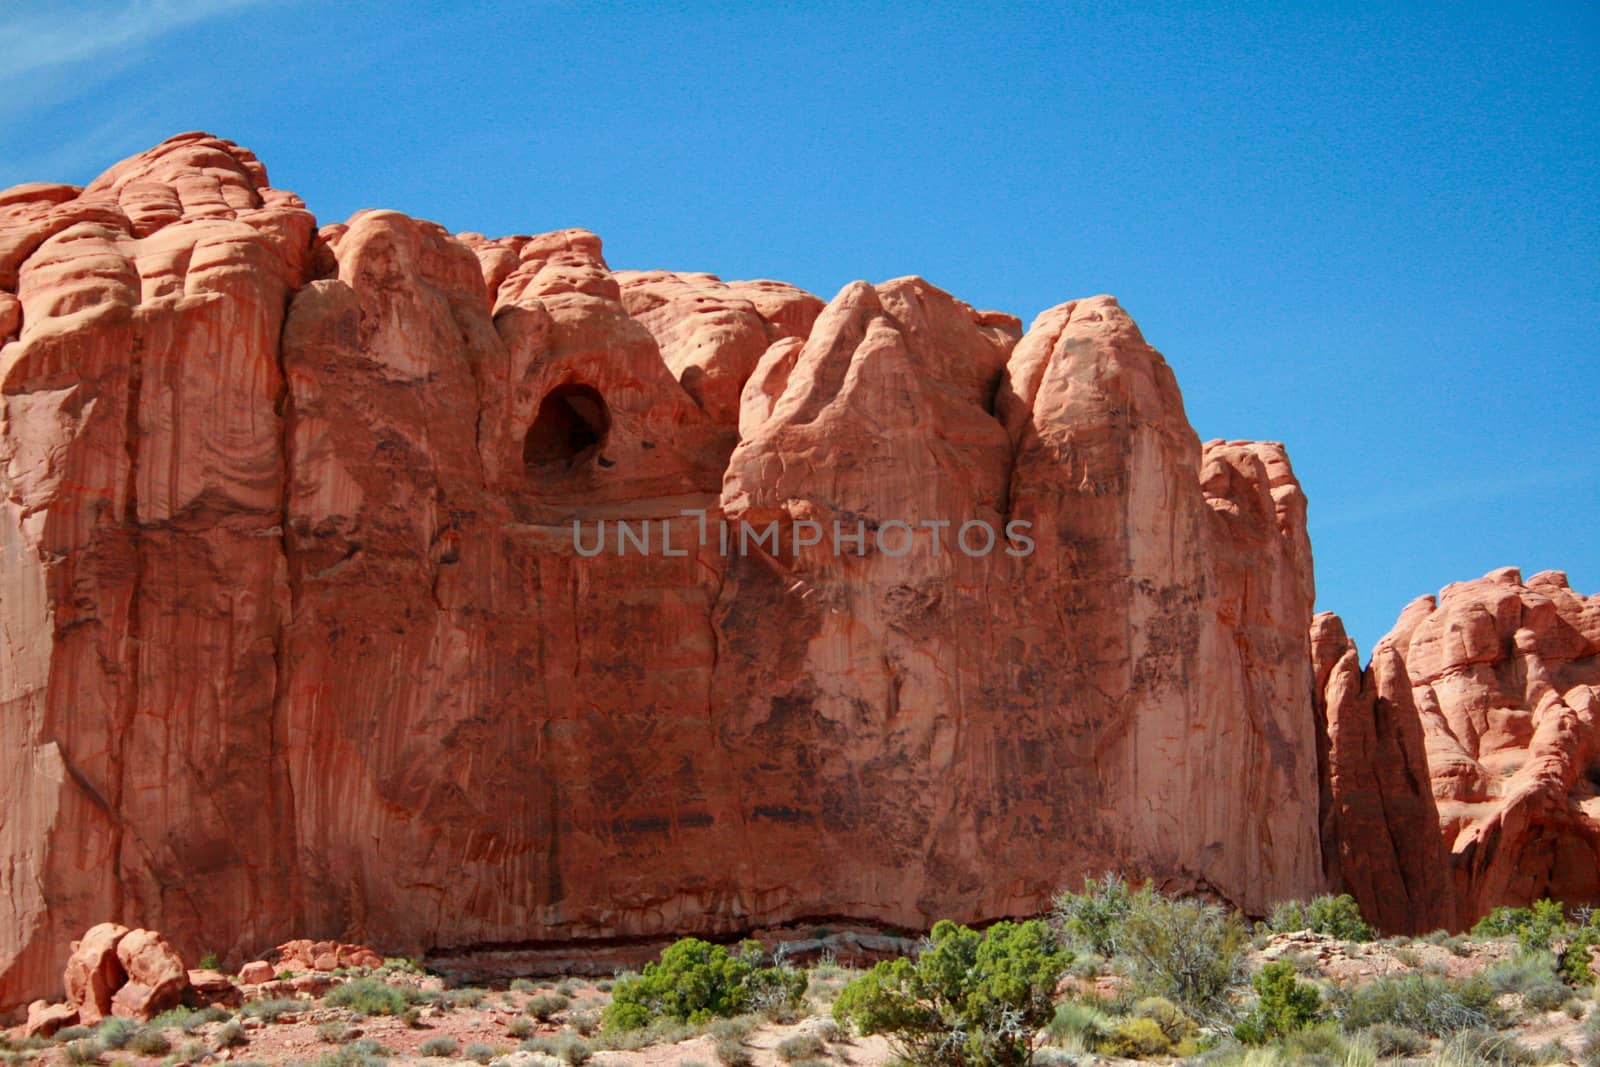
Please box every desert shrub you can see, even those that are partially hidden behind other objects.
[1287,1022,1357,1062]
[1053,872,1137,957]
[809,1017,843,1043]
[196,1003,233,1027]
[54,1026,93,1043]
[446,987,488,1009]
[314,1043,391,1067]
[527,992,570,1020]
[318,1020,356,1044]
[1522,981,1571,1013]
[506,1017,534,1039]
[199,953,221,970]
[1117,888,1247,1016]
[1235,961,1322,1043]
[832,918,1070,1066]
[1562,914,1600,986]
[463,1043,494,1064]
[92,1018,137,1050]
[326,977,418,1016]
[1436,1027,1561,1066]
[214,1020,248,1049]
[1359,1021,1429,1057]
[379,957,424,975]
[1186,1028,1351,1067]
[1032,1052,1077,1067]
[1483,951,1563,1003]
[1101,1017,1172,1058]
[510,977,536,993]
[1065,953,1105,979]
[590,1016,699,1051]
[243,995,304,1022]
[129,1027,172,1055]
[1281,950,1320,976]
[149,1005,223,1033]
[707,1016,755,1042]
[602,938,806,1032]
[1132,996,1198,1047]
[1336,973,1497,1036]
[61,1039,99,1066]
[776,1033,825,1061]
[1532,1040,1573,1065]
[1265,894,1375,942]
[418,1035,459,1057]
[1472,900,1570,952]
[746,969,808,1020]
[553,1033,592,1065]
[1044,1001,1112,1053]
[714,1035,752,1066]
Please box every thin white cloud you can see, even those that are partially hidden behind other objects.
[0,0,263,83]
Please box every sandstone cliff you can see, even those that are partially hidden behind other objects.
[2,133,1320,1009]
[1318,570,1600,929]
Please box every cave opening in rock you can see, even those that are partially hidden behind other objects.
[524,383,611,472]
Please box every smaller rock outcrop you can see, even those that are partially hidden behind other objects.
[61,925,190,1022]
[22,999,77,1039]
[110,929,189,1020]
[238,960,276,985]
[63,922,128,1025]
[183,968,241,1008]
[273,940,385,973]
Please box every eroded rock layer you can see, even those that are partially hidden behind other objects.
[1318,571,1600,931]
[0,134,1325,1008]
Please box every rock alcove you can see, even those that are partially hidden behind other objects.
[524,383,611,472]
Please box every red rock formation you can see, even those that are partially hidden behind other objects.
[237,960,275,985]
[1403,570,1600,921]
[1312,614,1454,934]
[0,133,1325,1010]
[111,929,189,1019]
[57,924,189,1022]
[183,968,241,1008]
[63,923,128,1025]
[1317,570,1600,930]
[1,133,314,1013]
[22,999,76,1039]
[274,940,383,973]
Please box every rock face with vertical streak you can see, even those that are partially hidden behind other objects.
[1,133,314,1012]
[3,132,1341,1012]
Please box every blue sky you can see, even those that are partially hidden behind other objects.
[3,1,1595,656]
